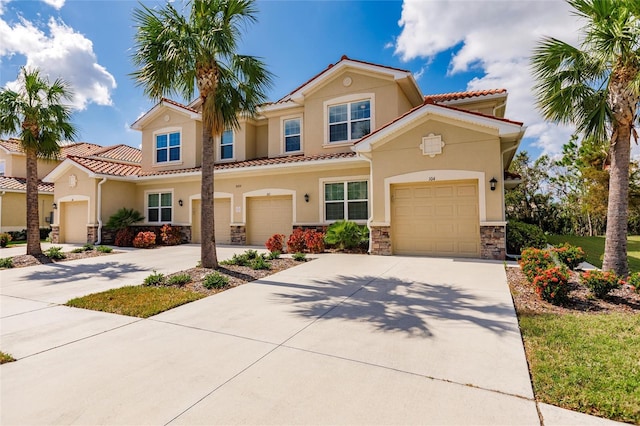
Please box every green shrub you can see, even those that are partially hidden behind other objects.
[506,220,547,255]
[581,270,621,298]
[532,266,571,305]
[82,243,95,251]
[0,257,13,268]
[324,220,368,250]
[627,272,640,293]
[71,248,84,253]
[245,249,259,259]
[203,272,229,289]
[250,255,271,270]
[45,246,66,260]
[553,243,586,270]
[292,252,307,262]
[0,232,12,248]
[519,248,556,283]
[133,231,156,248]
[96,245,112,253]
[167,273,191,286]
[106,208,144,230]
[267,251,281,260]
[143,271,165,286]
[221,250,260,267]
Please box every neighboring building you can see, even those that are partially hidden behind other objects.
[0,139,104,233]
[44,56,525,259]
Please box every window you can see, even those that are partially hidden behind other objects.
[220,129,233,160]
[284,118,301,152]
[328,99,370,143]
[147,192,172,223]
[155,131,180,163]
[0,160,4,176]
[324,181,368,221]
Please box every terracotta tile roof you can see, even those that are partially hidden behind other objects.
[437,103,523,126]
[59,142,103,158]
[161,97,200,114]
[0,176,54,192]
[90,144,142,163]
[68,156,141,177]
[0,138,22,153]
[424,89,507,104]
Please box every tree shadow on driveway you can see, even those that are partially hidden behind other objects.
[264,274,518,338]
[21,261,148,285]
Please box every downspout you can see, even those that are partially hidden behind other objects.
[493,101,506,117]
[356,151,374,254]
[96,177,107,244]
[502,140,521,259]
[0,191,4,232]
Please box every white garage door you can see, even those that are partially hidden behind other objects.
[62,201,87,244]
[191,198,231,244]
[391,180,480,257]
[246,195,293,246]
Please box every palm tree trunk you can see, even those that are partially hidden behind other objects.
[200,123,218,269]
[25,148,42,256]
[602,124,631,277]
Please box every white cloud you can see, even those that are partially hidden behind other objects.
[395,0,583,156]
[0,14,116,110]
[43,0,65,9]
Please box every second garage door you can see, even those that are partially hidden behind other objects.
[246,195,293,246]
[391,180,480,257]
[61,201,88,244]
[191,198,231,244]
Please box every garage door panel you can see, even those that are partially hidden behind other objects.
[247,196,292,246]
[391,180,480,257]
[191,199,231,244]
[62,201,87,244]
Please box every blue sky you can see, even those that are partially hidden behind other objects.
[0,0,583,158]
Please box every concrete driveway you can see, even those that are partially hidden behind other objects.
[0,246,621,425]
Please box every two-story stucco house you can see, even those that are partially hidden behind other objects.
[44,56,525,259]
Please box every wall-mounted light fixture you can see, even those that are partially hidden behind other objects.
[52,203,57,209]
[304,193,310,203]
[490,177,498,191]
[178,199,183,207]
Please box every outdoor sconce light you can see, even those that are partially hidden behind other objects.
[490,177,498,191]
[304,193,310,203]
[52,203,57,209]
[178,199,183,207]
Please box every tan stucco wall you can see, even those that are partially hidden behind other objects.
[0,151,15,176]
[140,109,200,173]
[135,179,201,226]
[0,151,60,179]
[53,168,97,224]
[368,116,504,223]
[266,107,304,158]
[255,123,268,158]
[101,180,138,225]
[0,192,54,231]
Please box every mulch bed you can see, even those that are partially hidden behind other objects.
[7,250,116,268]
[507,266,640,315]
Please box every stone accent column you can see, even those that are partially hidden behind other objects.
[480,225,506,260]
[180,226,191,244]
[230,225,246,245]
[51,225,60,243]
[87,225,99,244]
[370,225,392,256]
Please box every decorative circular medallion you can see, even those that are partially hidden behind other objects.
[343,77,352,87]
[163,114,170,122]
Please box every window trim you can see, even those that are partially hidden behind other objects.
[319,176,370,224]
[323,93,375,147]
[281,115,303,154]
[144,189,174,224]
[152,127,182,166]
[218,129,235,162]
[0,159,5,176]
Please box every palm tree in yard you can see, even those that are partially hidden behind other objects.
[0,68,76,256]
[532,0,639,276]
[131,0,272,269]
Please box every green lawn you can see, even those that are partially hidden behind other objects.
[66,286,204,318]
[519,313,640,424]
[547,234,640,273]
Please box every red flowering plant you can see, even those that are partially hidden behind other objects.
[304,229,325,254]
[160,224,182,246]
[287,228,306,253]
[532,266,571,305]
[114,228,135,247]
[553,243,586,270]
[265,234,286,253]
[133,231,156,248]
[627,272,640,294]
[580,270,622,299]
[519,248,556,283]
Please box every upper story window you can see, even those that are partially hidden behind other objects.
[328,99,371,143]
[155,131,180,163]
[147,192,172,223]
[284,118,301,153]
[220,129,233,160]
[0,160,4,176]
[324,180,368,222]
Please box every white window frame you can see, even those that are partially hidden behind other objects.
[319,176,370,224]
[281,115,303,154]
[323,93,375,147]
[0,159,5,176]
[153,127,182,165]
[145,189,173,224]
[219,129,234,161]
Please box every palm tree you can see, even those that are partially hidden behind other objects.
[532,0,639,276]
[131,0,272,269]
[0,68,76,256]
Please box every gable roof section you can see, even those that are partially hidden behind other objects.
[67,156,141,177]
[0,138,22,154]
[130,98,202,130]
[89,144,142,163]
[0,176,54,193]
[424,89,507,104]
[0,139,104,160]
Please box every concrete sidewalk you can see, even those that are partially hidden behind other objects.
[0,248,625,425]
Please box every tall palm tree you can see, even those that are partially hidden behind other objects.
[532,0,640,276]
[131,0,272,269]
[0,68,76,256]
